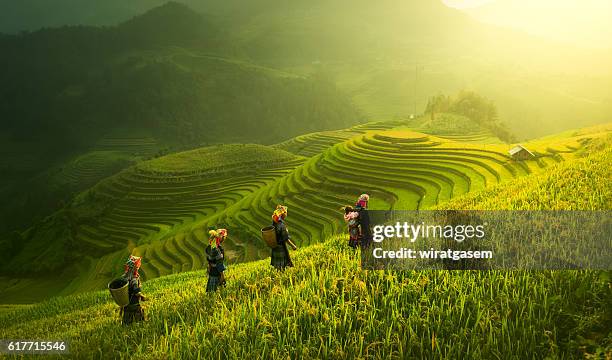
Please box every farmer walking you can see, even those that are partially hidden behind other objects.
[342,205,361,249]
[121,255,146,325]
[355,194,373,249]
[206,228,228,292]
[270,205,297,270]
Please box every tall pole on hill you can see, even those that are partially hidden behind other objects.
[414,64,418,116]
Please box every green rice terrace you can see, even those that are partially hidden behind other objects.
[0,146,610,358]
[1,118,610,303]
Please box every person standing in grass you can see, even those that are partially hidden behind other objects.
[206,228,228,292]
[342,205,361,249]
[270,205,297,270]
[355,194,373,249]
[122,255,146,325]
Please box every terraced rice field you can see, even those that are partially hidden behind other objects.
[274,120,408,157]
[55,151,135,188]
[70,122,603,287]
[196,130,575,267]
[77,163,302,252]
[432,130,501,144]
[64,145,304,281]
[95,136,159,155]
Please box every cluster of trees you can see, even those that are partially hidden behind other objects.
[425,91,515,142]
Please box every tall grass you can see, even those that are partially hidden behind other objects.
[1,133,610,359]
[0,234,609,359]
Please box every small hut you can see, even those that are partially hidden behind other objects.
[508,145,535,160]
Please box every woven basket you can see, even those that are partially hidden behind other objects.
[108,278,129,307]
[261,226,278,248]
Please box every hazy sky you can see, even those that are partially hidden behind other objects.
[443,0,612,49]
[443,0,496,9]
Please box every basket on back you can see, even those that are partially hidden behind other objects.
[261,226,278,248]
[108,278,129,307]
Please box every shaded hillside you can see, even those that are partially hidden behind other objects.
[2,1,611,139]
[0,145,304,275]
[0,2,362,239]
[0,2,360,148]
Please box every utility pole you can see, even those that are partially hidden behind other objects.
[414,64,418,116]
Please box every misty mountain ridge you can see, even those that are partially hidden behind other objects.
[0,2,363,239]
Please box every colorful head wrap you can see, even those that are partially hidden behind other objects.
[272,205,288,223]
[344,211,359,222]
[124,255,141,279]
[208,228,228,248]
[355,194,370,208]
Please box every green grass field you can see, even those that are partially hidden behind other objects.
[1,241,608,359]
[0,145,610,358]
[2,121,610,304]
[0,120,610,358]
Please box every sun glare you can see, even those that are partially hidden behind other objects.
[442,0,497,9]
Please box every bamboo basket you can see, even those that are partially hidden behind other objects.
[108,278,129,307]
[261,226,278,248]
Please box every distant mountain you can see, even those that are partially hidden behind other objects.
[239,1,611,139]
[1,0,611,243]
[0,1,361,145]
[2,1,611,139]
[0,0,167,33]
[0,2,363,239]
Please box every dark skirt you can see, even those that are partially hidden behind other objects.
[348,236,359,249]
[122,304,145,325]
[207,274,226,292]
[359,234,372,250]
[271,243,293,270]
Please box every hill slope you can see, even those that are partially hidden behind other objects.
[1,238,609,358]
[437,147,611,210]
[0,146,610,357]
[4,121,608,304]
[0,2,363,243]
[2,0,611,139]
[2,145,304,272]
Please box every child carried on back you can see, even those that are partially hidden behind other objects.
[343,205,361,248]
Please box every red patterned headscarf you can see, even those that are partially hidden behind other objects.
[208,228,228,248]
[124,255,141,279]
[272,205,288,223]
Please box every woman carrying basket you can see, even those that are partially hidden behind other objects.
[206,228,228,292]
[122,255,146,325]
[270,205,297,270]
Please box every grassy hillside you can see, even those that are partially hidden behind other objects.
[0,2,362,148]
[1,238,609,359]
[117,123,609,288]
[0,2,363,243]
[1,142,610,357]
[3,121,608,303]
[3,144,303,270]
[435,139,612,211]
